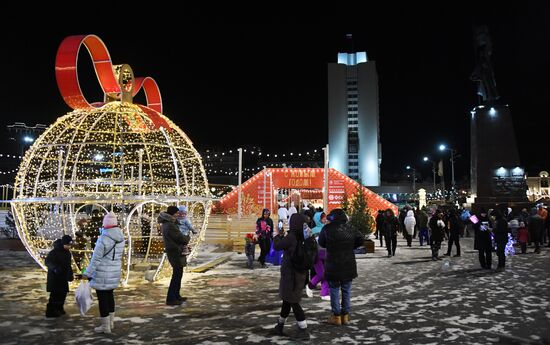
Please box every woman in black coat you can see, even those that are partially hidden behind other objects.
[45,236,74,318]
[272,213,309,340]
[319,208,363,326]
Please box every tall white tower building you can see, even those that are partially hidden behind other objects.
[328,51,381,186]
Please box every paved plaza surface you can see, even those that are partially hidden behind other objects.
[0,237,549,345]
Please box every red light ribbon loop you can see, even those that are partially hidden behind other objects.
[55,35,167,127]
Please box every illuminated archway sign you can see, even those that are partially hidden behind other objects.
[218,168,397,215]
[11,34,211,283]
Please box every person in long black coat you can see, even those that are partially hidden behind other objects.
[473,209,492,269]
[45,235,74,318]
[319,209,363,326]
[429,210,446,260]
[159,206,190,305]
[492,209,510,272]
[445,209,462,257]
[384,209,400,257]
[375,210,385,247]
[272,213,309,340]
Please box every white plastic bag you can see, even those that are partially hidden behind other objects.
[75,280,94,316]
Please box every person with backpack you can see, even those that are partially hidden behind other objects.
[271,213,313,341]
[83,212,125,334]
[318,209,364,326]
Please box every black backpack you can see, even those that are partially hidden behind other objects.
[291,236,318,272]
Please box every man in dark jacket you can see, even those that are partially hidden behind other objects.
[375,210,385,247]
[319,209,363,326]
[384,209,400,257]
[429,210,446,260]
[444,209,462,257]
[160,206,189,305]
[45,235,74,318]
[416,208,429,246]
[492,209,510,272]
[473,209,492,269]
[272,213,310,341]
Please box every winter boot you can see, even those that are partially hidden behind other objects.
[305,284,313,298]
[273,317,286,336]
[109,312,115,330]
[94,316,111,334]
[328,313,342,326]
[341,313,350,325]
[45,304,61,319]
[296,327,310,340]
[296,321,310,340]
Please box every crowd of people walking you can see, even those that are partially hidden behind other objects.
[42,200,549,339]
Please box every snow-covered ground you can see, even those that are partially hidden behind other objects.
[0,236,549,344]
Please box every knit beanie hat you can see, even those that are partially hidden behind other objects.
[103,212,118,228]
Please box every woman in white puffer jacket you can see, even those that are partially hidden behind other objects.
[404,210,416,247]
[84,212,125,334]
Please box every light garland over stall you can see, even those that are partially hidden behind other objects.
[11,34,211,284]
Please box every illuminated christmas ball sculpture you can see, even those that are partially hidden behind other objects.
[11,35,211,283]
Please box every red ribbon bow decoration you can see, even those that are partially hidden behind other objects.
[55,34,170,130]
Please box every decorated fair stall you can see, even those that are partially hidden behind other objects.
[11,35,211,283]
[217,168,397,216]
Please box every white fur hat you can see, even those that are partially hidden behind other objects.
[103,212,118,228]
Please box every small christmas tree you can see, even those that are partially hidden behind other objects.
[226,193,262,216]
[2,210,18,239]
[348,185,374,239]
[341,193,349,213]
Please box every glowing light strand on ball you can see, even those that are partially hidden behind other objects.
[12,34,211,283]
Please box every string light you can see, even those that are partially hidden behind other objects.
[12,102,212,283]
[200,147,324,160]
[0,169,17,175]
[0,154,23,159]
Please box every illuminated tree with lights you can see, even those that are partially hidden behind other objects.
[348,185,375,238]
[11,35,211,283]
[226,193,262,216]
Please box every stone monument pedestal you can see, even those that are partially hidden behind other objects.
[470,104,528,212]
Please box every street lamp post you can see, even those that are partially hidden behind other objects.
[423,156,436,194]
[22,136,34,155]
[406,165,416,195]
[439,145,457,201]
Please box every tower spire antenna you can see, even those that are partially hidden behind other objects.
[345,33,354,53]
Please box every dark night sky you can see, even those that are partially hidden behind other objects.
[1,5,549,183]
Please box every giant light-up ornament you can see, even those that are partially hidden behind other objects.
[11,35,211,283]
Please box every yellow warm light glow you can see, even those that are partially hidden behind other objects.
[12,102,211,283]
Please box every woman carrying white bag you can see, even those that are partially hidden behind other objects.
[83,212,125,334]
[75,280,93,316]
